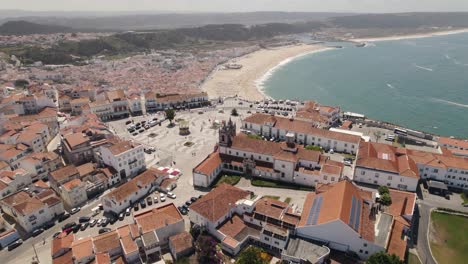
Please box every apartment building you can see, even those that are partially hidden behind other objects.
[58,95,72,112]
[0,190,64,233]
[134,203,185,259]
[0,122,51,153]
[193,121,345,188]
[0,169,32,198]
[145,92,209,112]
[295,101,341,128]
[242,113,360,154]
[437,136,468,157]
[168,232,194,261]
[353,142,420,192]
[18,151,62,181]
[101,168,168,214]
[70,97,90,116]
[0,144,30,170]
[99,140,145,179]
[105,89,129,119]
[128,94,143,116]
[89,99,114,121]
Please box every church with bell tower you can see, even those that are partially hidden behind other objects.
[219,118,236,147]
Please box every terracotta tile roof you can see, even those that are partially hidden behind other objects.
[134,203,183,233]
[189,184,250,223]
[217,214,247,238]
[120,235,138,255]
[92,230,120,254]
[105,168,160,203]
[76,163,96,177]
[356,142,419,178]
[50,165,79,183]
[169,232,193,255]
[1,191,48,216]
[95,252,111,264]
[52,250,73,264]
[299,181,372,236]
[107,140,141,155]
[254,197,289,219]
[193,150,222,176]
[156,92,207,102]
[106,89,126,102]
[71,237,93,261]
[63,133,89,149]
[387,189,416,217]
[321,164,343,175]
[52,233,74,257]
[62,179,83,191]
[438,137,468,149]
[386,218,408,260]
[230,133,321,164]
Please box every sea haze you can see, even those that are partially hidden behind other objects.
[263,33,468,138]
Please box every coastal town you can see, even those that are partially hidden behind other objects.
[0,12,468,264]
[0,65,468,264]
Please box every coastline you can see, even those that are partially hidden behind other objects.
[201,44,330,100]
[349,28,468,42]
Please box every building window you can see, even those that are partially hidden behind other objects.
[361,171,365,175]
[388,176,392,180]
[375,173,379,178]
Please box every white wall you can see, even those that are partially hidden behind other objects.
[354,167,418,192]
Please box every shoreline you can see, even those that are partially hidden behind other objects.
[201,44,330,100]
[349,28,468,42]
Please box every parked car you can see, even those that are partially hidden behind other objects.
[80,222,89,231]
[7,239,23,251]
[72,224,82,233]
[119,213,125,221]
[344,160,352,166]
[32,228,44,237]
[125,121,132,125]
[98,228,111,234]
[185,200,192,206]
[125,207,131,216]
[146,196,153,205]
[79,216,91,223]
[144,148,152,154]
[98,204,103,210]
[62,222,76,230]
[153,196,159,203]
[134,203,139,211]
[70,207,81,215]
[167,192,176,199]
[180,208,188,215]
[139,199,146,208]
[139,129,144,133]
[43,221,55,230]
[52,232,62,238]
[90,219,98,227]
[190,197,198,202]
[132,132,138,136]
[101,218,109,227]
[182,204,190,211]
[159,193,166,202]
[58,212,70,222]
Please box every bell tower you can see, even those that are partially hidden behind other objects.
[219,118,236,147]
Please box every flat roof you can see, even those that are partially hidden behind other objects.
[284,238,330,263]
[428,180,448,190]
[374,213,393,247]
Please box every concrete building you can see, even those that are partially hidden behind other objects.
[168,232,194,261]
[134,203,185,259]
[99,140,145,179]
[70,97,90,116]
[145,92,209,112]
[353,142,420,192]
[0,169,32,198]
[437,136,468,157]
[0,190,64,233]
[101,168,168,214]
[18,151,62,181]
[242,113,360,154]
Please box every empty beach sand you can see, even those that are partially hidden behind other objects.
[201,44,328,100]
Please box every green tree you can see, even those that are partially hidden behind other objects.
[366,251,403,264]
[165,109,176,125]
[380,193,392,206]
[231,108,239,116]
[378,186,390,195]
[236,246,268,264]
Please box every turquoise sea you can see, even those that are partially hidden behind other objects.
[263,33,468,138]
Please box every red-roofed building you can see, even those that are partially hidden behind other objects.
[297,180,415,261]
[99,139,145,179]
[354,142,420,192]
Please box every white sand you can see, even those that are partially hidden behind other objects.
[350,28,468,42]
[201,44,330,100]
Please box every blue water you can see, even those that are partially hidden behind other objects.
[263,34,468,138]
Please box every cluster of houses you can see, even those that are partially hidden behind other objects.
[51,203,194,264]
[188,181,415,263]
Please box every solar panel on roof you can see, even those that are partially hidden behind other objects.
[354,200,362,231]
[306,195,323,226]
[349,196,356,227]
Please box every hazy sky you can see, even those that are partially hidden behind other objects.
[2,0,468,13]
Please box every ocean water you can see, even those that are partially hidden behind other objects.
[262,33,468,138]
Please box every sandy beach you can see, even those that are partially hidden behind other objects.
[201,44,330,100]
[350,28,468,42]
